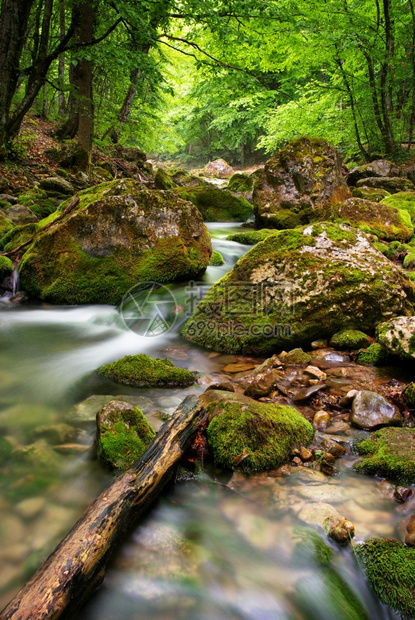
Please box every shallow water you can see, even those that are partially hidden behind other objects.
[0,223,407,618]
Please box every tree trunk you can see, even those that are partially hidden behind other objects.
[76,0,94,167]
[0,395,207,620]
[58,0,66,116]
[107,67,142,143]
[0,0,36,147]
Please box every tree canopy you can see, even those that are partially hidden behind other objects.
[0,0,414,163]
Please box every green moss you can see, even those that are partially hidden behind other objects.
[407,271,415,282]
[154,168,178,190]
[330,329,371,350]
[99,353,196,387]
[381,191,415,218]
[17,188,57,219]
[210,250,225,266]
[354,427,415,483]
[404,252,415,268]
[226,229,276,245]
[0,255,13,280]
[0,223,37,252]
[0,215,14,239]
[355,539,415,619]
[206,398,314,472]
[227,173,253,192]
[403,382,415,408]
[175,186,253,222]
[98,407,155,470]
[352,187,391,202]
[0,436,12,462]
[266,208,303,230]
[315,198,413,242]
[357,343,388,366]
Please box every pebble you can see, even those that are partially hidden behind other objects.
[299,446,313,461]
[313,410,331,429]
[304,365,327,381]
[394,487,413,503]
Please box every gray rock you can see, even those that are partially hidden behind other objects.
[68,393,152,423]
[351,390,403,429]
[0,194,18,204]
[376,316,415,359]
[356,176,414,194]
[347,159,401,186]
[39,176,74,195]
[1,203,38,224]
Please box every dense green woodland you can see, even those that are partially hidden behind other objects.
[1,0,415,164]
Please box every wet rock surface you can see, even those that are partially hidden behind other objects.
[351,390,403,429]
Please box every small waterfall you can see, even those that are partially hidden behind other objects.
[11,256,20,296]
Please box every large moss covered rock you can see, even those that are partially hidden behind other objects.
[355,538,415,619]
[226,229,276,245]
[376,316,415,359]
[315,197,413,241]
[182,223,415,354]
[96,399,155,470]
[175,186,253,222]
[17,179,211,304]
[227,172,253,192]
[202,390,314,472]
[0,255,13,281]
[0,215,14,238]
[354,427,415,483]
[253,137,350,228]
[98,353,196,387]
[351,186,391,202]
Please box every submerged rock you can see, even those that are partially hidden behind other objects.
[376,316,415,359]
[17,179,211,304]
[182,222,415,355]
[355,538,415,619]
[253,137,350,228]
[354,427,415,483]
[351,391,403,430]
[98,353,196,387]
[202,390,314,472]
[96,399,155,470]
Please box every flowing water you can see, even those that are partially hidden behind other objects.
[0,223,408,618]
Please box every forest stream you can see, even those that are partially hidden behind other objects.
[0,223,411,619]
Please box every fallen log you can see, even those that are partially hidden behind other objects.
[0,395,207,620]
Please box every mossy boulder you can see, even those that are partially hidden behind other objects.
[0,255,13,280]
[376,316,415,359]
[0,215,14,238]
[175,186,253,222]
[354,427,415,483]
[182,223,415,355]
[154,168,178,190]
[98,353,196,387]
[355,538,415,619]
[210,250,225,266]
[226,229,275,245]
[380,191,415,218]
[351,186,391,202]
[17,188,57,219]
[16,179,211,304]
[169,169,206,188]
[356,177,415,194]
[96,399,155,470]
[347,159,401,186]
[203,390,314,472]
[314,197,413,241]
[39,176,74,196]
[330,329,371,350]
[0,222,37,252]
[404,252,415,268]
[357,343,388,366]
[227,173,253,192]
[253,137,350,229]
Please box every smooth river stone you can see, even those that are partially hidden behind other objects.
[351,390,403,429]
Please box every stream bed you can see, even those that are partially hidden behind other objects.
[0,223,410,618]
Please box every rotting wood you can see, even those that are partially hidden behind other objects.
[0,395,207,620]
